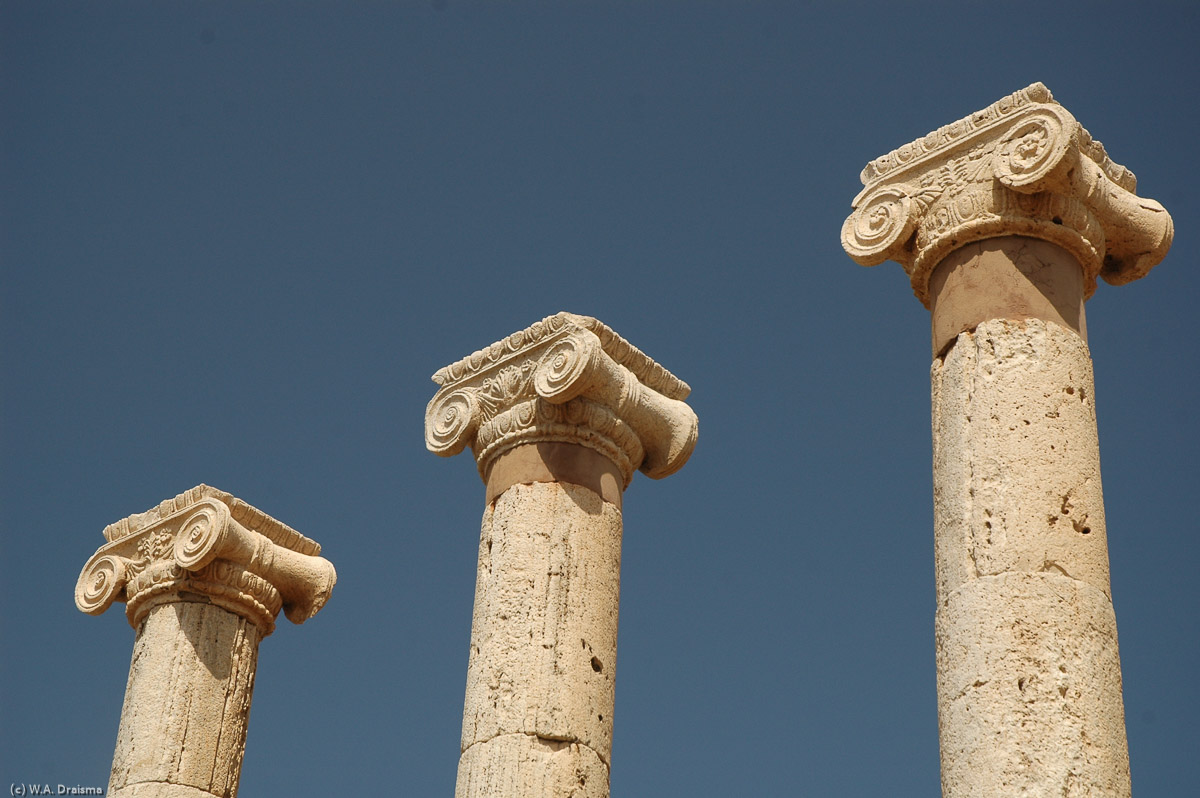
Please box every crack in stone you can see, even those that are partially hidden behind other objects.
[460,731,612,769]
[1041,557,1073,580]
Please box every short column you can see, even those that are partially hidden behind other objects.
[842,83,1172,797]
[76,485,337,798]
[425,312,698,798]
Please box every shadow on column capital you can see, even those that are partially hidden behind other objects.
[425,312,698,488]
[842,82,1173,307]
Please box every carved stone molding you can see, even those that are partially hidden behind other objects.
[425,312,698,487]
[842,82,1174,306]
[77,485,336,635]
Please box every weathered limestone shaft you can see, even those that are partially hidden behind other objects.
[109,602,261,798]
[458,474,621,797]
[76,485,336,798]
[842,84,1172,797]
[426,313,697,798]
[932,299,1127,796]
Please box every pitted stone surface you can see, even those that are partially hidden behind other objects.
[113,784,223,798]
[936,572,1128,797]
[930,317,1127,797]
[932,318,1111,600]
[842,84,1167,798]
[462,481,621,761]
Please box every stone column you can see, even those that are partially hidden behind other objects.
[425,312,698,798]
[76,485,337,798]
[842,83,1172,797]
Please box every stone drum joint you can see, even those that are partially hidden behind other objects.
[842,83,1172,798]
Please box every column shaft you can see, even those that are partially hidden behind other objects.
[77,486,336,798]
[457,479,620,798]
[109,603,260,798]
[932,312,1128,796]
[426,313,697,798]
[841,84,1172,798]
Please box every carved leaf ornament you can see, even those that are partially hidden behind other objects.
[842,83,1172,306]
[426,312,698,486]
[77,486,336,634]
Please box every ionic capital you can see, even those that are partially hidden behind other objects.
[842,82,1173,306]
[76,485,336,635]
[425,312,698,487]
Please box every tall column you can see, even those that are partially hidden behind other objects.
[425,312,698,798]
[76,485,337,798]
[842,83,1172,797]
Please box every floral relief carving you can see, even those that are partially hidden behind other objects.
[77,490,336,635]
[127,528,175,576]
[476,362,537,415]
[842,82,1173,306]
[426,314,697,486]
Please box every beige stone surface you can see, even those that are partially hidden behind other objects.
[931,319,1127,796]
[457,733,609,798]
[932,318,1110,600]
[929,237,1087,357]
[842,82,1173,306]
[463,481,621,760]
[76,486,335,798]
[486,442,624,507]
[936,572,1128,797]
[109,603,259,798]
[843,83,1173,798]
[425,311,698,487]
[111,784,226,798]
[77,485,335,633]
[428,314,696,798]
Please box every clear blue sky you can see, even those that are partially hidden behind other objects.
[2,3,1196,795]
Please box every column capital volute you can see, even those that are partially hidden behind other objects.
[841,82,1173,307]
[76,485,336,635]
[425,312,698,488]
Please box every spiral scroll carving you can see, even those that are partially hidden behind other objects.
[431,312,690,399]
[842,187,916,266]
[994,113,1067,190]
[427,314,697,486]
[843,83,1173,302]
[426,389,480,456]
[173,502,230,571]
[534,333,601,403]
[79,490,335,633]
[76,554,129,615]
